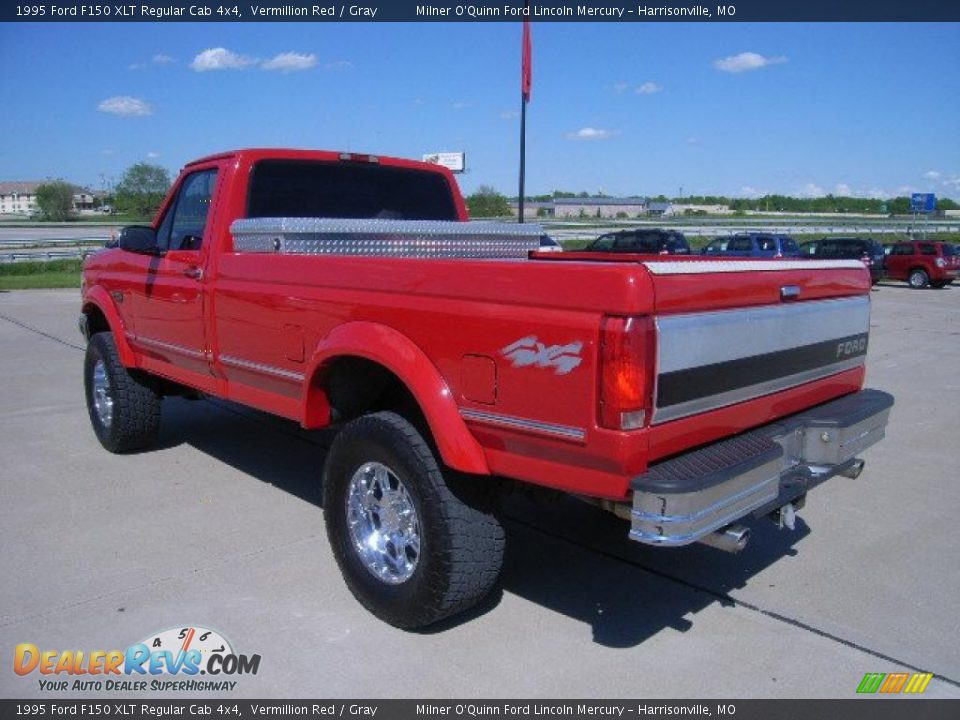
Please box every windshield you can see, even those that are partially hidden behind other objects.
[247,160,458,221]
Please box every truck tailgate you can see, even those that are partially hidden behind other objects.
[640,258,871,425]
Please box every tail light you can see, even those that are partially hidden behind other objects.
[598,316,655,430]
[861,254,872,267]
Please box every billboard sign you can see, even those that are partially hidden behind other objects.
[911,193,936,213]
[423,152,466,173]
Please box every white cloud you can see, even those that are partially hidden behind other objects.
[796,182,825,198]
[566,127,618,141]
[740,186,766,198]
[636,81,662,95]
[262,52,317,72]
[500,110,519,120]
[835,183,852,196]
[128,62,146,70]
[896,185,919,195]
[922,170,941,180]
[942,177,960,190]
[97,96,153,117]
[452,101,471,109]
[613,82,629,93]
[146,151,161,159]
[324,60,353,71]
[190,48,258,71]
[100,149,115,156]
[152,54,175,65]
[714,52,787,74]
[686,136,702,145]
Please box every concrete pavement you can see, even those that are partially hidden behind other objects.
[0,285,958,699]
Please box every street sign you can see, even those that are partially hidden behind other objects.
[422,152,466,173]
[911,193,936,213]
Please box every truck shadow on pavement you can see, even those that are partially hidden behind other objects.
[158,396,810,648]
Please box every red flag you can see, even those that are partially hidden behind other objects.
[521,15,532,102]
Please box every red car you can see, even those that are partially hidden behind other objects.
[884,241,959,288]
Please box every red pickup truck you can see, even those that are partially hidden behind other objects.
[80,149,893,628]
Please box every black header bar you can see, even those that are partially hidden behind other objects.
[4,1,960,23]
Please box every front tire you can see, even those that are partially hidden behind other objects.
[323,411,504,629]
[84,332,161,453]
[908,268,930,289]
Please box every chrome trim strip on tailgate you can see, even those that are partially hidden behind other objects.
[653,296,871,424]
[642,259,865,274]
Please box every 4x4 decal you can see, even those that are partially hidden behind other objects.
[501,336,583,375]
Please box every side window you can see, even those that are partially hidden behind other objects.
[781,237,799,253]
[757,236,776,252]
[891,244,912,256]
[590,234,615,251]
[728,237,752,252]
[167,170,218,251]
[919,244,936,256]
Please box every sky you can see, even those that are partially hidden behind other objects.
[0,21,958,200]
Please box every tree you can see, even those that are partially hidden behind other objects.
[465,185,510,218]
[114,163,171,218]
[35,180,76,221]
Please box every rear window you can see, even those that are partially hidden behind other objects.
[247,160,458,220]
[780,237,799,253]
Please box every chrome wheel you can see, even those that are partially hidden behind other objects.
[91,359,114,428]
[345,462,421,585]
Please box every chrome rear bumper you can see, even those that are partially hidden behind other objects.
[630,389,894,546]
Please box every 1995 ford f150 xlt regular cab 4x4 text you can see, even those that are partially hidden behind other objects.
[79,148,893,628]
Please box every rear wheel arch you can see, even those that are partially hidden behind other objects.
[303,323,490,476]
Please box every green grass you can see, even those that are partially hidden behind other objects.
[0,259,83,290]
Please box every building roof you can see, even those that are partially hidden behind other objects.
[0,181,44,195]
[553,196,647,206]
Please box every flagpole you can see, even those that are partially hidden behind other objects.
[519,84,527,224]
[518,3,530,224]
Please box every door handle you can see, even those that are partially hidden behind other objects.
[184,266,203,280]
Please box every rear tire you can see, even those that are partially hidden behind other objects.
[908,268,930,289]
[323,411,504,629]
[84,332,161,453]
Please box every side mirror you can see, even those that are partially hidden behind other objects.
[118,226,160,255]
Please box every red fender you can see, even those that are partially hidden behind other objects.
[81,287,136,367]
[303,321,490,476]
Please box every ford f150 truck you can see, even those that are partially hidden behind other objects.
[80,149,893,628]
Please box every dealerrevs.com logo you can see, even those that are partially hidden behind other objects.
[14,626,261,692]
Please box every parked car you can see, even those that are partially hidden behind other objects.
[884,240,959,288]
[537,234,563,252]
[799,237,886,283]
[583,229,691,255]
[701,233,800,258]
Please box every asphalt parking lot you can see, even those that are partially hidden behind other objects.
[1,284,958,699]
